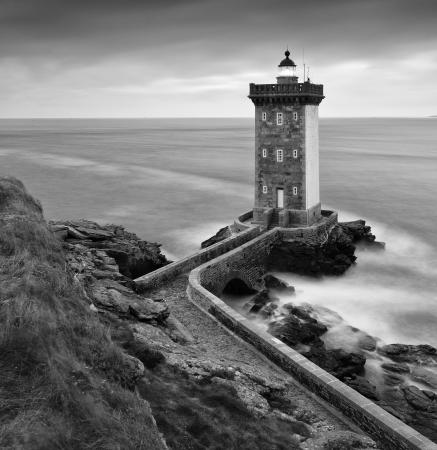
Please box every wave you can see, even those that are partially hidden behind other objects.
[273,209,437,347]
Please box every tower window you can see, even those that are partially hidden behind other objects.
[262,185,268,194]
[293,149,298,158]
[293,112,298,121]
[293,186,298,195]
[262,112,267,121]
[262,148,267,158]
[277,149,283,162]
[277,112,283,125]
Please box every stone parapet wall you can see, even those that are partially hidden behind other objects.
[135,226,261,290]
[187,223,436,450]
[232,211,254,232]
[279,209,338,245]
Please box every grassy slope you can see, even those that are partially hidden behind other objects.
[0,177,165,450]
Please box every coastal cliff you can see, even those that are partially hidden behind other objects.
[0,177,378,449]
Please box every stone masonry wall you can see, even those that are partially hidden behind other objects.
[255,103,306,211]
[199,229,281,296]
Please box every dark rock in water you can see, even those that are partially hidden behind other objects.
[258,302,278,319]
[267,219,384,277]
[269,315,324,347]
[262,274,295,294]
[305,346,366,379]
[383,372,405,386]
[340,220,377,244]
[402,385,432,411]
[378,343,437,365]
[267,224,357,276]
[201,226,231,248]
[411,367,437,389]
[345,376,379,401]
[357,334,378,352]
[243,289,272,314]
[381,362,410,374]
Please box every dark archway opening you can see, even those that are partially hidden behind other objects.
[222,278,257,296]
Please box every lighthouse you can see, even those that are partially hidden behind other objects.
[248,50,324,228]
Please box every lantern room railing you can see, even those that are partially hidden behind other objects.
[249,83,323,96]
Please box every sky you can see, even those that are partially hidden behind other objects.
[0,0,436,118]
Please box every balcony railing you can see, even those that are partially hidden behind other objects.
[249,82,323,96]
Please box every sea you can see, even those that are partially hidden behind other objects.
[1,117,437,348]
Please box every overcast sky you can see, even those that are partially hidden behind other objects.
[1,0,436,118]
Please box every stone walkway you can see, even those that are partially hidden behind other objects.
[146,274,370,438]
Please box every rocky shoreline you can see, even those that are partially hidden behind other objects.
[220,221,437,442]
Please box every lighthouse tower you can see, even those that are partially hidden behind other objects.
[248,50,324,228]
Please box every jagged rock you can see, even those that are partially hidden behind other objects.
[268,314,326,347]
[201,225,231,248]
[340,220,386,250]
[267,220,384,277]
[402,385,432,411]
[344,376,379,401]
[378,344,437,364]
[49,219,169,278]
[383,372,405,386]
[89,281,169,322]
[305,346,366,379]
[263,274,295,294]
[258,302,278,319]
[411,367,437,389]
[381,362,410,374]
[243,289,273,314]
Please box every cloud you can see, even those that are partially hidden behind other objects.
[1,0,436,117]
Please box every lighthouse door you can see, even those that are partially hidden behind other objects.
[276,188,284,208]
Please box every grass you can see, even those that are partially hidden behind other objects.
[0,177,165,450]
[138,364,301,450]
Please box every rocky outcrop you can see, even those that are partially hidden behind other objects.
[50,219,169,278]
[268,302,366,380]
[267,220,385,276]
[200,225,232,248]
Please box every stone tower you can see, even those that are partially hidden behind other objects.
[248,50,324,228]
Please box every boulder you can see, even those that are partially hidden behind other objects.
[268,314,326,347]
[378,344,437,364]
[89,281,169,322]
[411,367,437,389]
[263,274,295,294]
[305,346,366,379]
[243,289,273,314]
[258,302,278,319]
[381,362,410,374]
[402,385,432,411]
[344,376,379,401]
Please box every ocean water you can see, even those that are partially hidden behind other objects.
[1,117,437,347]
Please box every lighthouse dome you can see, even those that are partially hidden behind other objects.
[278,50,296,67]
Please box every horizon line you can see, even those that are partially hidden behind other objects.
[0,115,434,120]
